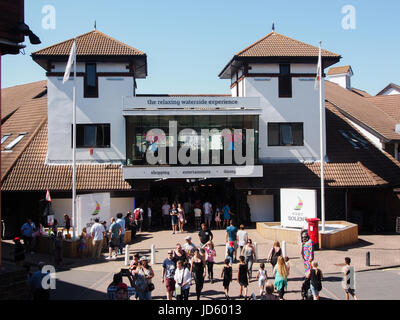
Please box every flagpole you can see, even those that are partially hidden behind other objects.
[318,41,326,233]
[72,38,77,240]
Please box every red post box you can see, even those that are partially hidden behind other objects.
[306,218,320,248]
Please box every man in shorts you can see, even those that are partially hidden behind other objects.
[198,223,213,247]
[106,217,121,260]
[342,257,358,300]
[162,250,177,300]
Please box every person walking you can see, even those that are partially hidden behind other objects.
[63,214,71,236]
[214,205,222,230]
[133,256,154,300]
[237,224,248,255]
[116,213,125,255]
[225,221,238,262]
[198,223,213,247]
[190,249,206,300]
[222,203,234,228]
[241,239,257,281]
[226,241,235,266]
[301,230,314,276]
[221,258,233,299]
[133,205,144,233]
[177,203,185,233]
[106,217,121,260]
[90,218,105,260]
[273,256,288,300]
[173,243,188,268]
[162,250,177,300]
[256,263,267,297]
[183,236,197,262]
[202,241,216,283]
[267,241,282,271]
[307,261,323,300]
[203,200,213,229]
[174,260,191,300]
[342,257,358,300]
[162,200,171,228]
[20,218,35,254]
[147,202,152,230]
[78,228,89,258]
[193,200,202,230]
[237,255,249,299]
[170,203,178,234]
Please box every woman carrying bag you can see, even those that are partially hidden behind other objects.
[174,260,191,300]
[307,261,323,300]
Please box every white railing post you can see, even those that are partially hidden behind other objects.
[124,244,129,266]
[282,240,286,258]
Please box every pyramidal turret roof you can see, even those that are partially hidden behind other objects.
[235,31,339,58]
[32,30,145,57]
[219,31,341,78]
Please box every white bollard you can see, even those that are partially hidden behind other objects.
[151,244,155,265]
[254,242,258,262]
[282,241,286,258]
[124,244,129,266]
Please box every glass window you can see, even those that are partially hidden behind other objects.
[279,64,292,98]
[4,133,26,150]
[1,134,11,144]
[74,124,110,148]
[268,123,303,146]
[84,63,98,98]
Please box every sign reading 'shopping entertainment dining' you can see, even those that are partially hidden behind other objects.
[280,189,317,228]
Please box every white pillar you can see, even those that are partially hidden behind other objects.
[254,242,258,262]
[282,241,286,258]
[151,244,156,265]
[124,244,130,266]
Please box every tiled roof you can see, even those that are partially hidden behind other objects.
[2,121,131,192]
[237,102,400,189]
[377,83,400,96]
[325,81,400,141]
[351,88,371,97]
[1,97,47,181]
[236,32,340,58]
[1,80,47,120]
[366,95,400,122]
[31,30,145,57]
[327,65,352,76]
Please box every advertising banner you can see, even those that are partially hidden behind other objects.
[76,192,111,234]
[280,189,317,228]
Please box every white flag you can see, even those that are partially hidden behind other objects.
[314,44,322,90]
[63,39,76,84]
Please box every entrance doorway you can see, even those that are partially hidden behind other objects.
[146,178,237,229]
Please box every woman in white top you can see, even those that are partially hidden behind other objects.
[174,260,191,300]
[237,224,248,254]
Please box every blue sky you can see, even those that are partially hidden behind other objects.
[2,0,399,95]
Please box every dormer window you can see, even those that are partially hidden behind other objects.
[84,63,98,98]
[4,133,26,150]
[1,134,11,144]
[279,64,292,98]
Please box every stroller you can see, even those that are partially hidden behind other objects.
[301,278,313,300]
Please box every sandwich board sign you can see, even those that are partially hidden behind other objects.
[76,192,111,233]
[280,189,317,228]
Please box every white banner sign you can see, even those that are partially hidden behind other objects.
[280,189,317,228]
[76,193,111,234]
[123,165,263,179]
[123,96,260,110]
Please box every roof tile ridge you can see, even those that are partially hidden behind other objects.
[93,29,146,55]
[235,31,275,56]
[1,116,48,182]
[32,30,94,55]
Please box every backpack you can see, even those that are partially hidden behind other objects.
[134,208,141,220]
